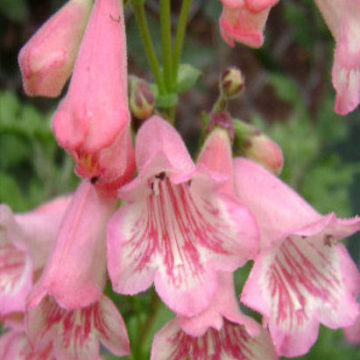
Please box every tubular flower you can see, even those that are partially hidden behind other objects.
[28,180,117,310]
[314,0,360,115]
[26,295,129,360]
[18,0,92,97]
[151,273,277,360]
[234,158,360,357]
[219,0,279,48]
[107,116,259,317]
[52,0,135,190]
[0,196,70,316]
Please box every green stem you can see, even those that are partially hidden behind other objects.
[172,0,192,84]
[160,0,173,92]
[134,291,161,358]
[132,2,166,95]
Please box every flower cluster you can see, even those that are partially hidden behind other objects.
[1,0,360,359]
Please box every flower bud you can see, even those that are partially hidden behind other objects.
[129,76,155,120]
[220,67,244,98]
[234,120,283,175]
[18,0,92,97]
[207,110,234,141]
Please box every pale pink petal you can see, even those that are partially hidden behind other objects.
[18,0,92,97]
[314,0,360,115]
[0,329,55,360]
[234,158,322,248]
[235,158,360,356]
[53,0,129,154]
[219,0,278,48]
[196,128,234,195]
[151,319,277,360]
[0,244,32,315]
[134,116,195,184]
[28,180,116,310]
[108,171,258,316]
[177,272,259,337]
[95,295,130,356]
[26,295,129,360]
[241,237,360,356]
[0,198,70,315]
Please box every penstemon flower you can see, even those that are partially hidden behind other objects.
[28,180,117,310]
[18,0,92,97]
[314,0,360,115]
[25,295,129,360]
[52,0,135,190]
[0,196,70,316]
[107,116,259,316]
[219,0,279,48]
[234,158,360,356]
[151,272,277,360]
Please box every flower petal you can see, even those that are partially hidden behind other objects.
[135,116,195,183]
[151,319,277,360]
[18,0,92,97]
[0,244,32,315]
[28,180,116,310]
[53,0,129,153]
[241,236,360,356]
[26,295,129,360]
[108,171,258,316]
[234,158,322,248]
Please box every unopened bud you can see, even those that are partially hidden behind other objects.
[220,67,245,99]
[129,76,155,121]
[207,110,234,141]
[18,0,92,97]
[234,120,283,175]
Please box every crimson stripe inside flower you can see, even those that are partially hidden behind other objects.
[126,173,232,284]
[0,244,28,295]
[163,319,274,360]
[268,235,342,330]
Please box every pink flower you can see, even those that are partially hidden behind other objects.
[18,0,92,97]
[0,196,70,316]
[26,295,129,359]
[234,158,360,357]
[52,0,135,190]
[28,180,116,310]
[219,0,279,48]
[0,327,56,360]
[107,117,259,316]
[314,0,360,115]
[151,273,277,360]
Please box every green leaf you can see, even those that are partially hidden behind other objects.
[0,172,26,211]
[155,93,178,108]
[176,64,202,93]
[0,0,28,22]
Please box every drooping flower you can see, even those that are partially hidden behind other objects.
[26,295,129,360]
[107,117,259,317]
[234,157,360,357]
[28,180,116,310]
[151,273,277,360]
[0,196,70,316]
[52,0,135,190]
[314,0,360,115]
[219,0,279,48]
[18,0,92,97]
